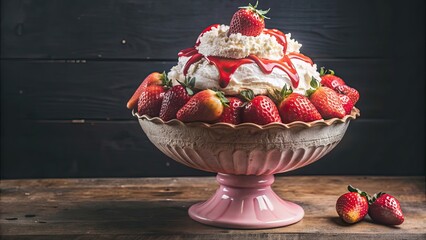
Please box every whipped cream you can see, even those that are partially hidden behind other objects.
[285,33,302,54]
[168,25,321,96]
[168,56,320,95]
[197,25,284,60]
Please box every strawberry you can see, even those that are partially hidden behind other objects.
[177,89,229,123]
[228,1,270,37]
[338,93,354,115]
[127,72,165,110]
[137,73,171,117]
[336,185,369,224]
[241,89,281,124]
[319,67,346,89]
[218,97,244,124]
[308,79,346,119]
[270,85,322,123]
[335,85,360,106]
[159,77,195,121]
[368,192,404,225]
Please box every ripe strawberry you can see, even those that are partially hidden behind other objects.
[218,97,244,124]
[228,1,270,37]
[336,185,369,224]
[177,89,229,123]
[159,77,195,121]
[137,73,171,117]
[241,89,281,124]
[127,72,165,109]
[338,93,354,115]
[138,86,165,117]
[319,67,346,89]
[335,85,360,106]
[308,79,346,119]
[270,85,322,123]
[368,192,404,225]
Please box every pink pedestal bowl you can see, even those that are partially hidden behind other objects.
[135,108,360,229]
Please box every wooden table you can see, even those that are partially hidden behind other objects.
[1,176,425,239]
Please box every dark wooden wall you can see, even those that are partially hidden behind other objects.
[1,0,424,178]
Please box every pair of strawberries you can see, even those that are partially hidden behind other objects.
[336,185,404,225]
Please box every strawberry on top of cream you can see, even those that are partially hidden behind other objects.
[197,25,284,60]
[168,24,321,96]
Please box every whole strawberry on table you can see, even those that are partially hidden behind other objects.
[336,185,404,225]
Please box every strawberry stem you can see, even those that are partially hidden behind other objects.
[306,78,319,96]
[240,89,255,102]
[319,67,335,76]
[215,91,230,107]
[268,84,293,104]
[348,185,371,200]
[160,71,172,89]
[177,76,196,96]
[239,1,270,19]
[369,191,386,205]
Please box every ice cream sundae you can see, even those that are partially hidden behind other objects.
[127,2,360,229]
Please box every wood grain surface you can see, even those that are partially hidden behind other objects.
[0,176,425,239]
[1,0,425,178]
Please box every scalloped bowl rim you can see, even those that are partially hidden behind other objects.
[133,107,360,130]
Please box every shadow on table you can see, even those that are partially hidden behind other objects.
[327,216,402,229]
[53,201,229,233]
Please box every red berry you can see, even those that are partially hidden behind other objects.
[177,89,228,123]
[137,85,166,117]
[159,77,195,121]
[228,2,270,37]
[337,93,354,115]
[241,90,281,125]
[335,85,360,105]
[280,93,322,123]
[218,97,243,124]
[369,193,404,225]
[319,67,346,89]
[270,86,322,123]
[136,72,171,117]
[127,72,164,110]
[309,84,346,119]
[336,185,369,224]
[270,85,322,123]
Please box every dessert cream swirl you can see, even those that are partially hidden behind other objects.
[168,24,320,96]
[197,25,284,60]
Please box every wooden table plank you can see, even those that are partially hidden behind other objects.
[1,176,425,239]
[3,0,422,59]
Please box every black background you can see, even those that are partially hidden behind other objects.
[1,0,424,178]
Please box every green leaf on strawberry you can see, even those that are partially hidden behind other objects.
[239,1,270,19]
[177,76,196,96]
[216,90,230,107]
[319,67,335,76]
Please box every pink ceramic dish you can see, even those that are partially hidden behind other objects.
[134,108,360,229]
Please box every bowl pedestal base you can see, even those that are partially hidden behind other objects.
[188,173,304,229]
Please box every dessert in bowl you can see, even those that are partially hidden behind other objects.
[127,2,360,229]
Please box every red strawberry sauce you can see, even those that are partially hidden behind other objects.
[178,26,313,89]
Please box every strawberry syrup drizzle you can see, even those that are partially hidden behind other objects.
[179,26,314,89]
[206,57,254,88]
